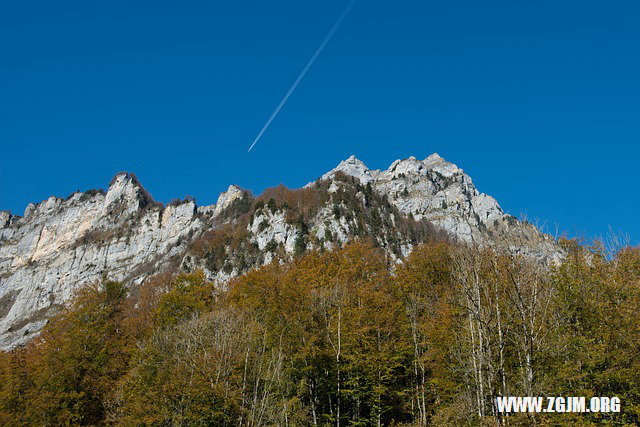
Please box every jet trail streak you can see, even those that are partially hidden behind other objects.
[247,0,357,152]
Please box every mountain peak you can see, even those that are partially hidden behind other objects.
[214,185,246,216]
[108,171,144,189]
[345,154,364,163]
[0,211,11,228]
[322,155,373,184]
[422,153,461,177]
[105,172,155,211]
[387,156,425,177]
[424,153,442,162]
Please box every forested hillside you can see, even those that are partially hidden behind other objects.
[1,155,558,350]
[1,238,638,425]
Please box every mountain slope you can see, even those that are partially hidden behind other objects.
[0,155,560,349]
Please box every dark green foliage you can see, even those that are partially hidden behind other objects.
[257,219,269,232]
[264,239,278,252]
[218,191,253,221]
[324,227,334,243]
[266,198,277,213]
[333,203,341,219]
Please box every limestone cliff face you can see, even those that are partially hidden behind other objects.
[0,173,208,349]
[0,155,561,349]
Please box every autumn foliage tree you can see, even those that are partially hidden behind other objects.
[1,240,639,425]
[0,281,130,425]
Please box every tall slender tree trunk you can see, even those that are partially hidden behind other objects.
[336,304,341,427]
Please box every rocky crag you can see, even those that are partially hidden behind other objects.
[0,154,559,349]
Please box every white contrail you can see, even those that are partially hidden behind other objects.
[248,0,358,152]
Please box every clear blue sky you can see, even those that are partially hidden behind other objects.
[1,0,638,243]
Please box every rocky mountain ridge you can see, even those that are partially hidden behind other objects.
[319,154,555,252]
[0,154,559,349]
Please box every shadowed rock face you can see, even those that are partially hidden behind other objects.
[0,155,561,349]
